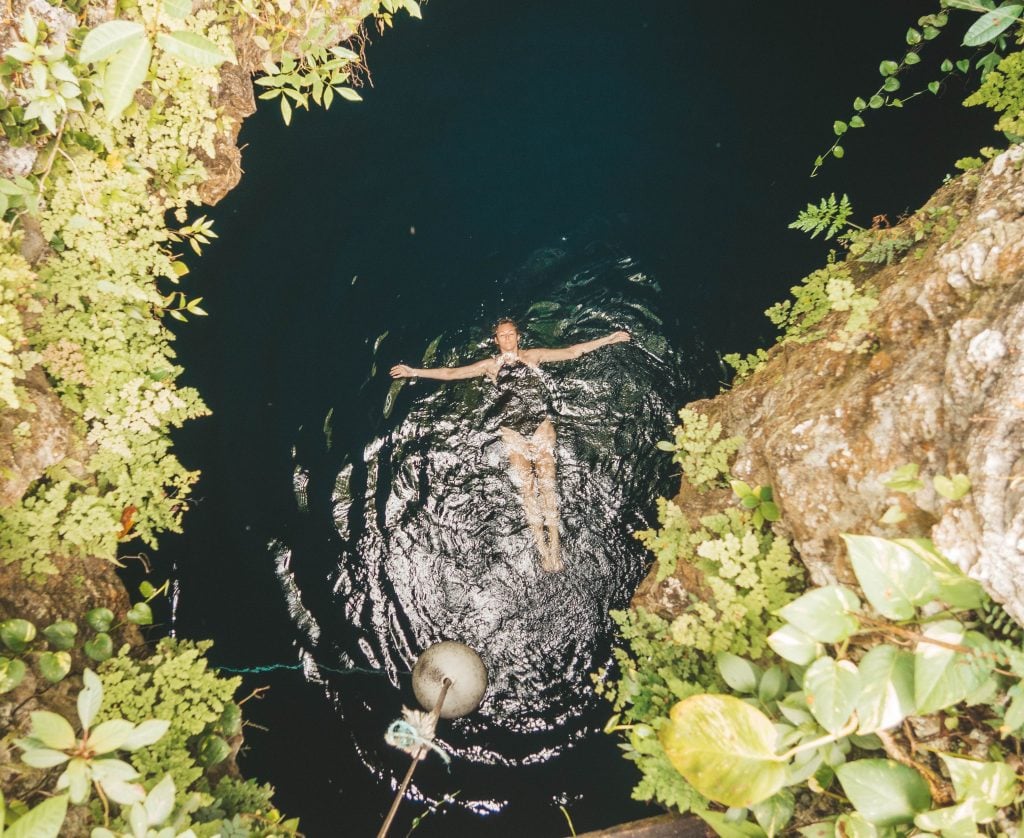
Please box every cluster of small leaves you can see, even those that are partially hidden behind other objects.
[964,47,1024,140]
[0,592,158,694]
[0,224,40,409]
[721,348,769,384]
[655,408,743,492]
[658,534,1024,836]
[789,193,856,240]
[95,638,297,836]
[813,3,1024,174]
[765,256,878,351]
[879,462,972,524]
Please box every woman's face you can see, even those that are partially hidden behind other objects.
[494,324,520,354]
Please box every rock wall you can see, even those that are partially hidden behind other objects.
[635,146,1024,624]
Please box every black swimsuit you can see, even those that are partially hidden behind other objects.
[484,359,552,436]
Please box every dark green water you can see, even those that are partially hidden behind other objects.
[160,1,995,834]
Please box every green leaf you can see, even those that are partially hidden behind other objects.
[58,756,91,804]
[884,464,924,493]
[933,473,971,500]
[914,620,986,714]
[38,651,72,683]
[695,809,768,838]
[752,790,794,838]
[1,618,37,652]
[760,501,780,522]
[879,505,906,524]
[834,120,848,136]
[156,30,231,68]
[767,624,820,665]
[144,774,176,826]
[941,59,954,72]
[336,86,362,102]
[956,59,970,73]
[78,21,145,64]
[923,24,942,39]
[20,746,72,768]
[906,27,923,44]
[717,653,761,694]
[842,534,940,620]
[162,0,192,18]
[84,632,113,662]
[29,710,76,749]
[963,5,1023,46]
[4,794,68,838]
[853,97,867,111]
[656,440,676,452]
[914,800,995,837]
[85,607,114,632]
[849,115,865,128]
[927,81,941,94]
[938,753,1019,807]
[42,620,78,651]
[777,585,861,643]
[0,657,27,693]
[836,760,931,826]
[88,719,135,754]
[197,733,231,766]
[102,35,151,120]
[661,695,787,808]
[78,668,103,731]
[855,645,915,734]
[833,145,844,159]
[730,479,754,498]
[868,95,885,109]
[120,718,170,750]
[904,52,921,65]
[879,60,900,76]
[126,603,153,625]
[280,94,292,125]
[803,657,860,733]
[883,76,901,93]
[835,812,894,838]
[892,539,985,609]
[758,666,787,704]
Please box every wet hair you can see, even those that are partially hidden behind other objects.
[493,317,519,337]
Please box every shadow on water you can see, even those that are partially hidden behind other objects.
[273,227,698,822]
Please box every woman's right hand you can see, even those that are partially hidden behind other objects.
[390,364,415,378]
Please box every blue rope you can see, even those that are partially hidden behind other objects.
[214,662,392,676]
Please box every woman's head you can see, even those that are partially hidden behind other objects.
[493,318,520,353]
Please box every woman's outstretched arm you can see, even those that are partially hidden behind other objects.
[525,330,630,364]
[390,357,495,380]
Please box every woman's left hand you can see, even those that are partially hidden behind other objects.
[607,330,631,344]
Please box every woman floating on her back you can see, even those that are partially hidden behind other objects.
[390,319,630,572]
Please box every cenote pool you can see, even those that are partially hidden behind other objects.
[159,1,995,834]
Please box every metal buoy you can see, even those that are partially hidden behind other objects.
[412,640,488,719]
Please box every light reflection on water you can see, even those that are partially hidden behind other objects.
[273,239,692,815]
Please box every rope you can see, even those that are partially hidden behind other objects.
[213,661,391,676]
[385,707,451,764]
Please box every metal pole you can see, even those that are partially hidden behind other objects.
[376,677,452,838]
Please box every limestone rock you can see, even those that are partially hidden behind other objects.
[636,145,1024,625]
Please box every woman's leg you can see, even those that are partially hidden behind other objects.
[532,419,562,573]
[500,427,548,561]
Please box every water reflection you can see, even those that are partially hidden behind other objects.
[274,239,690,813]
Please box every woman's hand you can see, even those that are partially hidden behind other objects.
[606,330,631,345]
[390,364,415,378]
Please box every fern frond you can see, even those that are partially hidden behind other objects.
[789,193,854,240]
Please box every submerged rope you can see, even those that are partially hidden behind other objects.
[213,662,397,676]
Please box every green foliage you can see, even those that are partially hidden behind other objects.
[788,193,855,240]
[721,348,768,384]
[655,408,743,492]
[653,534,1024,834]
[729,481,780,529]
[964,48,1024,140]
[765,257,877,352]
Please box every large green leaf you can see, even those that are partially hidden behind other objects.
[102,36,152,120]
[842,535,939,619]
[78,668,103,731]
[79,20,145,64]
[42,620,78,651]
[84,632,113,662]
[835,759,931,826]
[767,624,820,665]
[752,790,794,838]
[777,585,860,643]
[892,539,985,609]
[938,753,1019,807]
[29,710,76,750]
[914,800,995,837]
[855,645,915,733]
[835,812,896,838]
[156,30,231,68]
[717,652,761,694]
[162,0,192,18]
[1,618,37,652]
[661,694,787,808]
[803,656,860,733]
[4,793,68,838]
[695,808,768,838]
[914,621,986,714]
[88,719,135,754]
[84,607,114,632]
[963,4,1023,46]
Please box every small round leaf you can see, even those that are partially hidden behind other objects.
[84,632,113,662]
[197,734,231,766]
[2,619,37,653]
[85,608,114,632]
[38,651,72,683]
[125,603,153,626]
[42,621,78,651]
[0,657,27,693]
